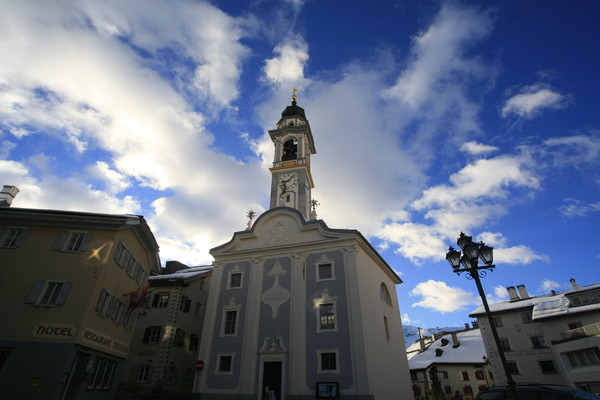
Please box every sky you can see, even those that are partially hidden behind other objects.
[1,0,600,329]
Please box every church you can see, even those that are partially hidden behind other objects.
[195,94,412,400]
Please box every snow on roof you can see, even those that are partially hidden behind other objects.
[469,282,600,319]
[149,265,213,282]
[408,329,487,370]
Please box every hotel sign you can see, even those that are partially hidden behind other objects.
[33,323,76,339]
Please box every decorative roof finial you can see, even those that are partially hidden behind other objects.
[291,88,298,102]
[246,209,256,229]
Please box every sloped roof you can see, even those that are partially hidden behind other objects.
[149,265,212,283]
[408,329,487,370]
[469,282,600,319]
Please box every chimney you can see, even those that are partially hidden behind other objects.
[465,323,470,330]
[517,284,530,299]
[451,332,460,348]
[570,278,579,289]
[0,185,19,207]
[419,338,426,351]
[507,286,519,301]
[472,321,479,329]
[418,327,423,339]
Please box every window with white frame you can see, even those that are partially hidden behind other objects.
[223,310,237,335]
[227,265,244,289]
[318,350,339,373]
[173,328,185,347]
[216,354,233,374]
[152,293,169,308]
[55,231,91,252]
[143,326,162,344]
[564,348,600,369]
[319,303,335,331]
[315,255,335,282]
[137,365,151,383]
[86,357,116,390]
[499,337,511,351]
[166,366,178,385]
[531,335,546,349]
[0,227,27,248]
[220,297,241,337]
[180,296,191,312]
[25,280,71,306]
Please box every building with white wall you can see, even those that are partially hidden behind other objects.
[470,279,600,394]
[194,97,413,400]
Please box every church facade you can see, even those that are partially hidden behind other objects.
[195,96,412,400]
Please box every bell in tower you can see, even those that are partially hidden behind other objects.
[268,89,317,220]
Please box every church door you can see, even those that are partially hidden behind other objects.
[261,361,283,400]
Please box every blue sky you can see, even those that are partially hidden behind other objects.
[1,0,599,328]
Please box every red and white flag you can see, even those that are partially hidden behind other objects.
[128,284,150,309]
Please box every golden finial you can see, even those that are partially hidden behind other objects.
[291,88,298,102]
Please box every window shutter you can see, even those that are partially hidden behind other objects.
[152,294,159,307]
[80,233,92,251]
[142,328,150,343]
[26,281,46,304]
[55,282,72,305]
[54,232,68,250]
[15,229,31,248]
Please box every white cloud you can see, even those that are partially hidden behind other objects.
[263,39,309,86]
[410,280,480,313]
[558,198,600,218]
[501,84,569,119]
[540,279,562,293]
[461,141,498,155]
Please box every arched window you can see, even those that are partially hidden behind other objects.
[282,138,298,161]
[380,283,392,306]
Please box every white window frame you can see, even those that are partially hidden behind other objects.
[86,357,116,390]
[316,289,338,333]
[144,326,162,344]
[63,231,88,252]
[226,264,244,290]
[137,365,151,383]
[0,227,26,248]
[317,349,340,374]
[26,280,71,306]
[220,297,241,337]
[315,255,335,282]
[216,353,234,375]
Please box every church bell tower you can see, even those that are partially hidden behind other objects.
[268,90,316,220]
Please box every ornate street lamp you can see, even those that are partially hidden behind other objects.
[446,232,519,400]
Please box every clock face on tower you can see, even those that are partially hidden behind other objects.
[279,173,298,191]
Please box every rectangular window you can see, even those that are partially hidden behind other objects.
[565,348,600,369]
[507,361,520,375]
[492,316,503,327]
[0,227,25,248]
[230,273,242,288]
[224,311,237,335]
[143,326,162,344]
[531,335,546,349]
[86,357,116,390]
[182,369,194,386]
[195,302,203,319]
[180,296,191,312]
[319,351,339,373]
[0,348,12,372]
[64,232,87,252]
[26,280,71,306]
[521,311,533,324]
[137,365,151,383]
[319,303,335,330]
[173,329,185,347]
[499,337,511,351]
[318,263,333,280]
[474,370,485,380]
[383,316,390,341]
[189,333,199,351]
[166,366,177,385]
[539,360,558,374]
[218,355,232,373]
[152,293,169,308]
[440,371,449,379]
[461,371,469,381]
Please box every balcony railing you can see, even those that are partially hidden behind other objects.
[561,322,600,340]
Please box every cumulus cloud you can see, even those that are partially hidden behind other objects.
[263,39,309,86]
[540,279,562,293]
[501,84,569,119]
[410,280,480,313]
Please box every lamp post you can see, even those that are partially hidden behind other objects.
[446,232,519,400]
